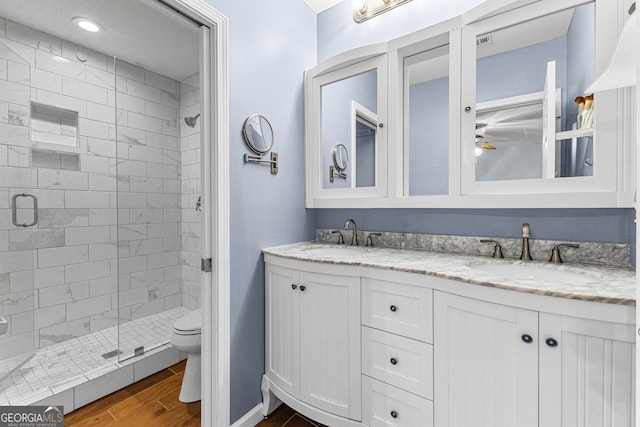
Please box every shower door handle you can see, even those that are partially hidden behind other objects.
[12,193,38,227]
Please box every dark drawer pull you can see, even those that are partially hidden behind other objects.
[546,337,558,348]
[291,284,297,290]
[390,358,398,365]
[299,285,306,291]
[521,334,533,344]
[390,410,398,419]
[389,305,397,312]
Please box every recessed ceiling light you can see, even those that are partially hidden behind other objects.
[72,17,102,33]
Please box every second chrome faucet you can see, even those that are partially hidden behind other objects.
[520,223,532,261]
[344,218,358,245]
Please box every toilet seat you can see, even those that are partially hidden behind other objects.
[173,309,201,335]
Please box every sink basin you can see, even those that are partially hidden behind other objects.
[301,245,371,255]
[468,263,600,284]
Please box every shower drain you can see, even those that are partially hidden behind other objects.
[101,349,123,359]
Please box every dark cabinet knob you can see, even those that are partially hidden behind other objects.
[291,284,297,290]
[465,106,472,112]
[545,337,558,348]
[378,123,384,128]
[299,285,306,292]
[390,358,398,365]
[390,410,398,419]
[521,334,533,344]
[389,305,397,312]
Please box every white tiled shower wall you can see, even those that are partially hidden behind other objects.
[179,75,201,310]
[0,18,201,360]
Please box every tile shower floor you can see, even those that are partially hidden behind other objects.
[0,306,190,406]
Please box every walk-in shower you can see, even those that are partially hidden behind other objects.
[0,0,204,409]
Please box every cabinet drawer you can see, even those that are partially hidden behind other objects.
[362,278,433,343]
[362,327,433,399]
[362,375,433,427]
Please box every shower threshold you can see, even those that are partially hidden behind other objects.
[0,306,190,411]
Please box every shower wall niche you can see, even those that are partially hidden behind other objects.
[0,16,201,368]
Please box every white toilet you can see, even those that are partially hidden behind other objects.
[170,309,201,403]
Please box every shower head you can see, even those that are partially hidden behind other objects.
[184,113,200,128]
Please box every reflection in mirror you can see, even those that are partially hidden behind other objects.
[475,95,544,181]
[243,114,274,154]
[333,143,349,172]
[330,144,349,183]
[405,44,449,195]
[475,2,594,182]
[353,102,377,188]
[322,70,377,189]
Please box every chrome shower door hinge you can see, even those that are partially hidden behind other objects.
[201,257,212,272]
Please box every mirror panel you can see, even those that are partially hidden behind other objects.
[405,44,450,195]
[474,2,594,182]
[322,69,378,189]
[243,114,274,154]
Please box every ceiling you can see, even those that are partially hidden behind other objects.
[0,0,200,81]
[304,0,343,13]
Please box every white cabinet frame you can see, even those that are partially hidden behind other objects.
[303,0,635,209]
[305,45,389,206]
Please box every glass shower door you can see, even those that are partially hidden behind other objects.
[0,38,36,383]
[114,31,201,361]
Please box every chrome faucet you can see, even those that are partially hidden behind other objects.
[344,218,358,246]
[520,223,532,261]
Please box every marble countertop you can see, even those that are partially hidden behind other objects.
[263,242,636,306]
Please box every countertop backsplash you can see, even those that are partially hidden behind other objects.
[316,228,630,267]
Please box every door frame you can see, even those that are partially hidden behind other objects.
[163,1,230,426]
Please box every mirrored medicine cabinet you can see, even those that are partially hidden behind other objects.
[305,44,389,204]
[304,0,636,209]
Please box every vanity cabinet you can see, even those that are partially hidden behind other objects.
[262,253,635,427]
[434,291,636,427]
[264,263,362,421]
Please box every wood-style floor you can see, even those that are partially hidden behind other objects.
[64,360,200,426]
[257,404,326,427]
[64,361,321,427]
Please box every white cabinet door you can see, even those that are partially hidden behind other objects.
[265,264,300,397]
[434,291,539,427]
[299,271,361,421]
[539,313,636,427]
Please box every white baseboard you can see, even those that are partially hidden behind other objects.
[231,403,265,427]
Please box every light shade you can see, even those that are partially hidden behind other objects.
[353,0,412,23]
[72,17,102,33]
[585,12,636,92]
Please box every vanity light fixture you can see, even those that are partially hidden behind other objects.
[352,0,412,23]
[72,17,103,33]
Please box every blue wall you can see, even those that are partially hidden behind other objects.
[204,0,317,422]
[477,37,567,103]
[409,77,449,195]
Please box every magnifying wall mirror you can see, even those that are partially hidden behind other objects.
[243,114,278,174]
[330,143,349,183]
